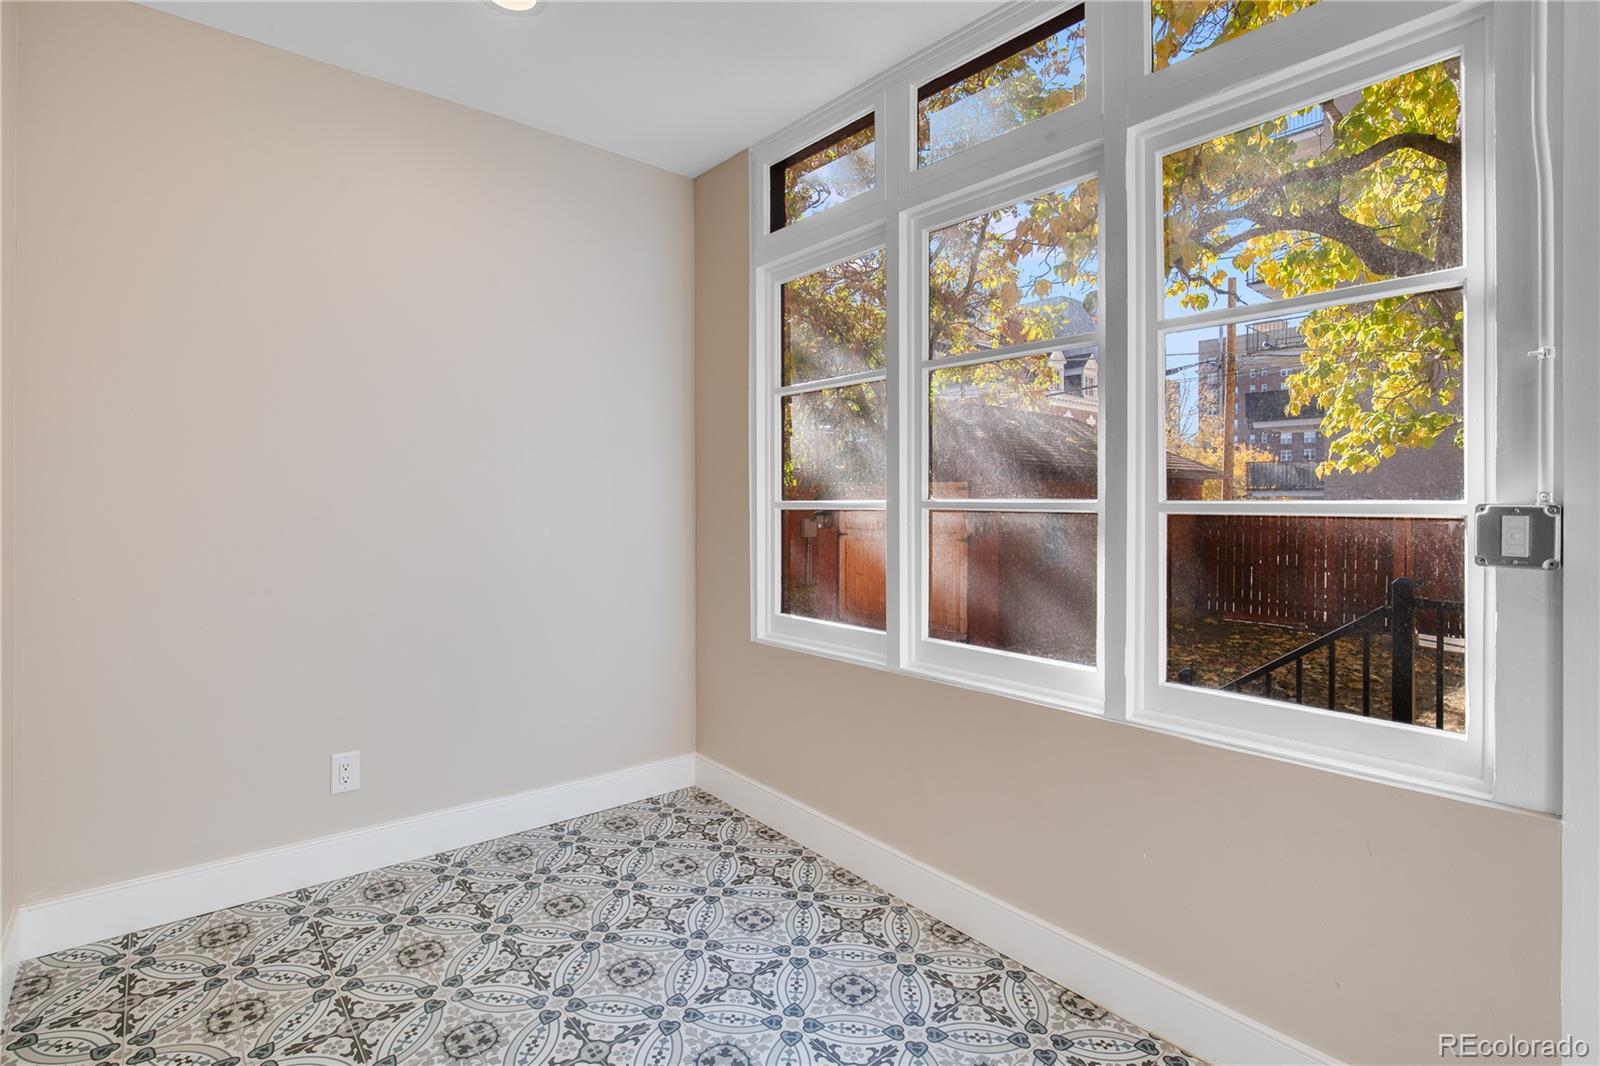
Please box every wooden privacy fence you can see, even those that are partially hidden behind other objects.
[1173,514,1465,638]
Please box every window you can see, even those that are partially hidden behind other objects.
[927,181,1099,360]
[917,7,1085,169]
[1156,62,1469,715]
[770,115,875,231]
[774,250,888,639]
[1151,0,1320,71]
[752,4,1555,810]
[922,177,1101,685]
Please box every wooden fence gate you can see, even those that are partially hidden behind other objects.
[838,511,886,630]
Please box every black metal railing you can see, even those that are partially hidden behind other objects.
[1184,578,1463,729]
[1246,459,1322,493]
[1242,320,1299,354]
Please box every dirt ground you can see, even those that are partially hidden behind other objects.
[1166,614,1466,734]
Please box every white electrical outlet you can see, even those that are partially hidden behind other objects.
[331,751,360,794]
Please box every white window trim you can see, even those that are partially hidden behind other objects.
[904,152,1108,711]
[747,0,1558,813]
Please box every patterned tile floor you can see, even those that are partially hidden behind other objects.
[3,788,1198,1066]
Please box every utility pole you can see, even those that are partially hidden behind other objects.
[1220,277,1238,499]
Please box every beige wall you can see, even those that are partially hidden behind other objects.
[692,152,1563,1065]
[6,1,695,904]
[0,2,1570,1057]
[1,0,15,942]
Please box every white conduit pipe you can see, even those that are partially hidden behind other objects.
[1530,0,1557,505]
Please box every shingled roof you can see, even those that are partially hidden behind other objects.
[932,398,1214,496]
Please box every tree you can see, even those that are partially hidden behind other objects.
[781,125,875,227]
[781,252,886,499]
[780,182,1102,499]
[918,16,1085,166]
[1161,56,1465,476]
[1152,1,1321,71]
[928,180,1098,359]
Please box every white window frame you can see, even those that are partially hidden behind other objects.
[748,0,1557,812]
[755,228,891,669]
[905,152,1108,709]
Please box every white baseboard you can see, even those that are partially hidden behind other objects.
[11,753,696,964]
[2,912,16,1019]
[695,754,1333,1066]
[9,750,1330,1064]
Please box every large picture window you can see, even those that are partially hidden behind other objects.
[749,3,1555,810]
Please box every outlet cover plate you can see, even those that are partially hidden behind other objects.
[331,751,360,794]
[1473,503,1561,570]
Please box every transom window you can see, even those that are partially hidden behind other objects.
[769,115,876,231]
[1151,0,1321,71]
[749,2,1556,811]
[917,6,1087,169]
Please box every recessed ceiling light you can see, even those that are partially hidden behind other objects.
[491,0,539,11]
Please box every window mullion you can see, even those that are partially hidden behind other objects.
[920,331,1101,372]
[1098,0,1133,721]
[875,78,913,670]
[776,369,886,397]
[1159,266,1470,334]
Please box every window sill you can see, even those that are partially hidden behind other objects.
[752,630,887,673]
[752,627,1106,719]
[1124,703,1527,813]
[752,630,1552,816]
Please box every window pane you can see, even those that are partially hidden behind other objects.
[1151,0,1318,71]
[929,349,1099,499]
[1162,289,1464,501]
[782,251,886,386]
[929,178,1098,360]
[918,7,1086,169]
[1162,59,1461,317]
[929,511,1096,664]
[773,117,875,230]
[782,382,886,500]
[781,510,885,630]
[1166,515,1465,732]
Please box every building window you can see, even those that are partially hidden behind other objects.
[751,3,1555,809]
[770,115,875,231]
[918,6,1086,169]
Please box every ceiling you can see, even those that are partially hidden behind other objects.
[144,1,996,177]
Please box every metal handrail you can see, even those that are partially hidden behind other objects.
[1190,579,1466,729]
